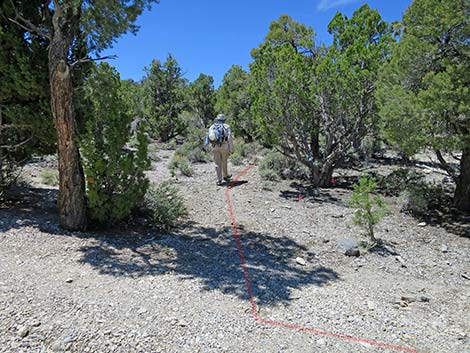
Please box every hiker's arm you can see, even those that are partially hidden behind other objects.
[227,126,234,153]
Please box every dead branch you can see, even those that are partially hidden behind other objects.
[70,55,118,67]
[8,0,51,39]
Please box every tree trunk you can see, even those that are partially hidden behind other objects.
[49,36,86,230]
[454,145,470,213]
[310,161,334,187]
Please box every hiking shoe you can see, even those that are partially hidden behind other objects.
[224,175,232,181]
[216,180,224,186]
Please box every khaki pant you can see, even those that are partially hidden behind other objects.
[212,143,230,181]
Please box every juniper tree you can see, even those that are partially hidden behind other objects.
[216,65,254,141]
[377,0,470,212]
[250,8,393,186]
[143,54,188,142]
[6,0,158,230]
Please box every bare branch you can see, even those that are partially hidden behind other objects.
[435,149,458,182]
[0,136,33,149]
[8,0,51,39]
[70,55,118,67]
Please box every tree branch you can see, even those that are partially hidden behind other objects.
[70,55,118,67]
[8,0,51,39]
[0,136,33,149]
[435,149,458,182]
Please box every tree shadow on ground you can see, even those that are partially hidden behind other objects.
[415,209,470,238]
[280,182,348,207]
[77,223,339,305]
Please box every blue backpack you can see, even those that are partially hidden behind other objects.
[208,123,226,144]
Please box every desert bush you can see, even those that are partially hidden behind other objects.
[40,170,59,186]
[379,169,424,196]
[147,143,162,162]
[400,182,449,216]
[0,158,20,199]
[143,181,187,230]
[259,150,307,181]
[169,154,194,177]
[81,63,150,225]
[230,140,256,166]
[348,176,388,243]
[0,125,32,198]
[175,140,209,164]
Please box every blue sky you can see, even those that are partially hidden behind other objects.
[103,0,412,87]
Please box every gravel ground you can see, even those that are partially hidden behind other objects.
[1,154,469,353]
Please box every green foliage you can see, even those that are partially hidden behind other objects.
[0,1,54,154]
[377,0,470,211]
[120,79,145,123]
[81,63,150,225]
[81,0,159,54]
[176,141,209,163]
[230,140,259,166]
[143,181,187,230]
[259,151,305,181]
[250,8,393,186]
[348,177,388,242]
[0,124,31,198]
[0,158,20,199]
[188,73,216,127]
[169,154,194,177]
[40,170,59,186]
[400,182,449,216]
[216,65,254,141]
[147,143,162,162]
[379,169,424,196]
[143,55,188,142]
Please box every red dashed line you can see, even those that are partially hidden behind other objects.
[225,165,418,353]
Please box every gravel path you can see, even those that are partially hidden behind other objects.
[0,156,469,353]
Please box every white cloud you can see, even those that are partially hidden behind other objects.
[317,0,360,11]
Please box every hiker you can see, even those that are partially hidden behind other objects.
[205,114,234,186]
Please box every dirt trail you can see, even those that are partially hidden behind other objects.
[0,157,469,352]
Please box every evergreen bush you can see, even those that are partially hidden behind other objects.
[81,63,150,225]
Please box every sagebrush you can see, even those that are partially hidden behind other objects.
[143,181,187,230]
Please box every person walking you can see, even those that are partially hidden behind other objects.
[206,114,234,186]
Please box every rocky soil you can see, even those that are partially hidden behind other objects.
[1,153,469,353]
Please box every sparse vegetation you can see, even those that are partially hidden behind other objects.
[259,151,306,181]
[348,176,388,243]
[40,170,59,186]
[143,181,187,230]
[169,154,194,177]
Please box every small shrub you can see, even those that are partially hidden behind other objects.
[143,181,187,230]
[147,143,162,162]
[379,169,424,196]
[230,155,244,166]
[259,151,306,180]
[259,166,279,181]
[230,140,259,166]
[348,176,388,243]
[400,182,448,216]
[175,140,209,163]
[40,169,59,186]
[169,154,194,177]
[1,125,31,199]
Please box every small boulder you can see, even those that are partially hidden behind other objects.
[336,238,360,257]
[17,325,30,338]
